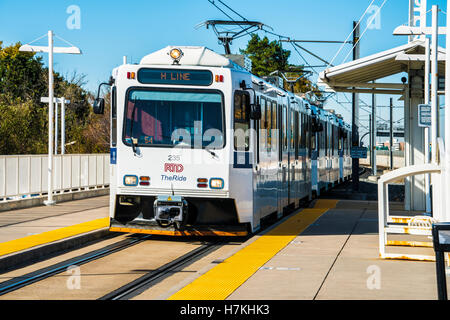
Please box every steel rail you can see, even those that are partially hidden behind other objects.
[0,234,151,296]
[99,240,225,300]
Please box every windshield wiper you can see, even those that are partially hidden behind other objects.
[205,147,217,158]
[129,100,138,154]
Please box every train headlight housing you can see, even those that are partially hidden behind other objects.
[209,178,224,189]
[123,175,138,186]
[169,48,183,64]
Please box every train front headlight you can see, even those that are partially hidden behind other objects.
[209,178,224,189]
[123,175,138,186]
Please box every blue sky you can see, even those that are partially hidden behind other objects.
[0,0,448,141]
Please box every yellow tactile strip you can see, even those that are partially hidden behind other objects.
[168,199,339,300]
[0,218,109,257]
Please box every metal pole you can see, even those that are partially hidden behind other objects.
[424,37,431,213]
[351,21,360,191]
[431,5,438,165]
[444,0,450,223]
[390,98,394,170]
[372,82,377,175]
[61,98,65,155]
[45,30,55,206]
[55,100,58,155]
[369,114,372,168]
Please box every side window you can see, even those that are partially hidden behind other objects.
[111,86,117,147]
[290,109,295,151]
[266,100,272,152]
[271,101,277,151]
[331,124,335,156]
[261,98,267,153]
[233,91,250,151]
[283,106,288,151]
[256,96,260,164]
[295,111,299,159]
[310,118,316,151]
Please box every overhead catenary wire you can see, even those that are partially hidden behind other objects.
[206,0,396,130]
[341,0,388,64]
[326,0,377,68]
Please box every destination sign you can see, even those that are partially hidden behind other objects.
[137,68,213,86]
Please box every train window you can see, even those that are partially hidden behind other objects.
[290,109,295,151]
[123,89,224,148]
[272,101,277,151]
[331,125,335,156]
[271,102,277,130]
[266,100,272,152]
[295,111,299,159]
[111,86,117,147]
[283,106,287,151]
[260,98,266,130]
[260,98,267,153]
[308,117,314,157]
[256,96,260,164]
[234,91,250,151]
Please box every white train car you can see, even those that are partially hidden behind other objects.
[93,46,352,236]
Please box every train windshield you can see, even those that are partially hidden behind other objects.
[124,89,224,148]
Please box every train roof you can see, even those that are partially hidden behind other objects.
[137,46,351,130]
[140,46,237,68]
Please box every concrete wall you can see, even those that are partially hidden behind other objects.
[360,151,404,169]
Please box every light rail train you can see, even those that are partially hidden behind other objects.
[93,46,352,236]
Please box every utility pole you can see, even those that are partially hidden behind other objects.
[351,21,360,191]
[444,0,450,222]
[369,114,372,168]
[372,81,377,176]
[390,98,394,170]
[431,5,439,165]
[424,37,431,213]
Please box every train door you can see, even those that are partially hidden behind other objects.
[289,107,296,207]
[294,110,300,205]
[259,97,270,218]
[282,105,289,211]
[277,103,283,216]
[269,100,279,217]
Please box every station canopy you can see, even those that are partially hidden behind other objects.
[318,39,446,96]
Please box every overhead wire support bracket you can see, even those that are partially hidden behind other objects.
[200,20,265,54]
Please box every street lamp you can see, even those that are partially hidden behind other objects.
[19,30,81,205]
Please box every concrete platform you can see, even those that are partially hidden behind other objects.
[168,199,449,300]
[0,196,110,272]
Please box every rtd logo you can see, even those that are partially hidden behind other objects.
[164,163,184,173]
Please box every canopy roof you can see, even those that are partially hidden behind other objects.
[318,40,446,94]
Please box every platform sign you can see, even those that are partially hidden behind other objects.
[351,147,367,159]
[418,104,431,127]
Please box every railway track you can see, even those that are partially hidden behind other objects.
[0,234,151,296]
[99,240,224,300]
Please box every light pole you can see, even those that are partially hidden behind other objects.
[20,30,81,205]
[445,0,450,222]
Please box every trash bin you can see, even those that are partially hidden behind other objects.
[432,223,450,300]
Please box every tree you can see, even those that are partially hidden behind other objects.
[240,34,322,96]
[0,42,47,103]
[0,41,105,155]
[240,34,290,77]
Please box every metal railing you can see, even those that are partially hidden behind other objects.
[0,154,109,201]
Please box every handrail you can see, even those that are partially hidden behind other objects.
[378,163,442,260]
